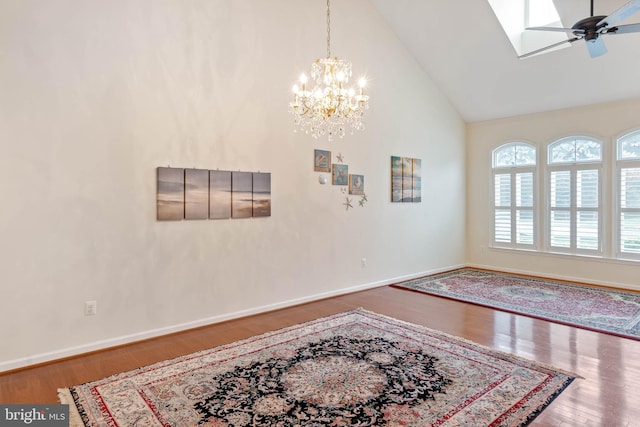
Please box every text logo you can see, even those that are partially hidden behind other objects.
[0,405,68,426]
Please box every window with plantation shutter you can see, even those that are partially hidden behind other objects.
[547,137,602,255]
[617,130,640,259]
[492,143,536,248]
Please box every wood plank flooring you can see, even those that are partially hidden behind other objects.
[1,285,640,426]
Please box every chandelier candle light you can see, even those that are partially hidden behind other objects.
[290,0,370,141]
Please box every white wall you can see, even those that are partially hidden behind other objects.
[467,98,640,289]
[0,0,466,370]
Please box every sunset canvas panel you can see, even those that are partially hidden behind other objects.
[210,170,232,220]
[185,169,209,220]
[157,167,184,221]
[232,172,253,218]
[252,173,271,217]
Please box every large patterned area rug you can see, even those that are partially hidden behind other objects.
[392,268,640,341]
[59,309,576,426]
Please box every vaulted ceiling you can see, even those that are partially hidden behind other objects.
[371,0,640,122]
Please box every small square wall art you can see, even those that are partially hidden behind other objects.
[314,149,331,172]
[349,174,365,195]
[332,164,348,185]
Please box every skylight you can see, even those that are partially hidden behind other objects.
[488,0,569,58]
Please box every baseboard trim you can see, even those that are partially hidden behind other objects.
[0,264,463,374]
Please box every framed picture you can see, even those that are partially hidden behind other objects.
[157,167,184,221]
[314,149,331,172]
[209,170,232,219]
[252,172,271,217]
[185,169,209,220]
[332,164,348,185]
[391,156,403,202]
[232,171,253,218]
[349,174,364,195]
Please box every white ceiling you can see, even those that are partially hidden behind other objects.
[371,0,640,122]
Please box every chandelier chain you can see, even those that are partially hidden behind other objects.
[326,0,331,58]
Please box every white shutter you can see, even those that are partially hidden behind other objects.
[494,174,511,242]
[549,171,570,248]
[620,167,640,254]
[576,169,599,250]
[516,172,533,244]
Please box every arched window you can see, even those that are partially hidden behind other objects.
[547,137,602,254]
[616,130,640,258]
[492,142,536,248]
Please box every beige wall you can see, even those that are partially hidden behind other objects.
[467,98,640,290]
[0,0,466,370]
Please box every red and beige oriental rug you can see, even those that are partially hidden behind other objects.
[392,268,640,341]
[59,309,576,426]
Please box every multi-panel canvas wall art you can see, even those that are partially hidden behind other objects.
[391,156,422,203]
[157,167,185,220]
[156,167,271,221]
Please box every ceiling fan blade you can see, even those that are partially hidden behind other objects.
[597,0,640,27]
[518,38,579,59]
[526,26,580,33]
[586,37,607,58]
[606,22,640,34]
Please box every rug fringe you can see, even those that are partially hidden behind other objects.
[58,388,84,427]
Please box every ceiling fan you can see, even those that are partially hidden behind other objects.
[520,0,640,58]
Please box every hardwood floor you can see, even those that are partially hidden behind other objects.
[2,285,640,426]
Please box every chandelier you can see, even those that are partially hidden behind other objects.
[289,0,370,141]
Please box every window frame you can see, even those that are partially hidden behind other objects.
[545,136,603,256]
[491,142,537,250]
[615,130,640,260]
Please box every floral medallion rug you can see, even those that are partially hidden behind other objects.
[392,268,640,340]
[58,309,576,426]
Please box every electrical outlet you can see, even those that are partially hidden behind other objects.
[84,300,97,316]
[361,258,367,268]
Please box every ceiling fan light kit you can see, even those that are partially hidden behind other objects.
[520,0,640,58]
